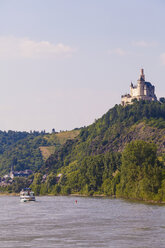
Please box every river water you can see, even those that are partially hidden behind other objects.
[0,196,164,248]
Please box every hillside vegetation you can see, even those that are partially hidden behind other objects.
[0,130,80,175]
[43,101,165,174]
[32,101,165,202]
[1,100,165,202]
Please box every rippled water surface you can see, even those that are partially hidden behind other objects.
[0,196,165,248]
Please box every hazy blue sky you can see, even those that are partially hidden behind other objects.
[0,0,165,132]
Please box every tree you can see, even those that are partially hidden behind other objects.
[30,173,43,195]
[46,173,57,190]
[159,97,165,103]
[117,140,162,200]
[12,177,29,193]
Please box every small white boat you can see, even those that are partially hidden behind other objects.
[20,188,36,202]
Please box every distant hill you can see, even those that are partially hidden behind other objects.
[43,100,165,174]
[0,130,80,175]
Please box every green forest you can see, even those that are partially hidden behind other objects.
[0,131,46,175]
[30,140,165,202]
[0,100,165,203]
[0,129,79,175]
[30,100,165,202]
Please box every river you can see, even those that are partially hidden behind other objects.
[0,196,164,248]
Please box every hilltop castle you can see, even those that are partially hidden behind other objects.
[121,69,157,106]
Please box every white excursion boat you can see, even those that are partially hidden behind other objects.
[20,188,36,202]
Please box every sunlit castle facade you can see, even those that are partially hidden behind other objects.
[121,69,157,106]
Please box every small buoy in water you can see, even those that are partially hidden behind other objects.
[75,200,78,204]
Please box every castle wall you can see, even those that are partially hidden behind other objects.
[131,87,138,97]
[121,69,157,106]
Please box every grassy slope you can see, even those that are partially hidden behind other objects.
[40,130,80,160]
[44,130,80,145]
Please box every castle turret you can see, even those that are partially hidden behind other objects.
[130,82,133,96]
[140,68,145,81]
[137,68,145,96]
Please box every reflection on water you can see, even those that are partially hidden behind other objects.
[0,196,164,248]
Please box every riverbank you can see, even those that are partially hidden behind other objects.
[70,193,165,205]
[44,192,165,205]
[1,190,165,205]
[0,192,19,196]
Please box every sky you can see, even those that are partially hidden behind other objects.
[0,0,165,132]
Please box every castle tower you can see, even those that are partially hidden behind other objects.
[137,68,145,96]
[121,68,157,106]
[140,68,145,81]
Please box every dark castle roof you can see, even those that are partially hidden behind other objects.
[144,81,153,87]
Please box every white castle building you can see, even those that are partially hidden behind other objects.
[121,69,157,106]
